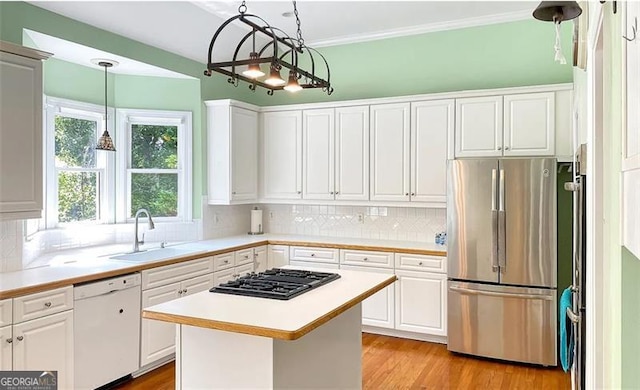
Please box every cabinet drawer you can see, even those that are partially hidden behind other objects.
[142,257,214,290]
[213,268,236,286]
[13,286,73,323]
[289,246,339,264]
[235,249,253,266]
[213,252,235,271]
[395,253,446,273]
[0,299,11,327]
[340,250,393,269]
[235,263,254,278]
[181,274,214,297]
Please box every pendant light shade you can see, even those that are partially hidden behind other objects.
[265,64,286,86]
[283,70,302,93]
[92,58,117,152]
[242,52,265,79]
[533,1,582,22]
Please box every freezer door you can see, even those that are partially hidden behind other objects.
[447,281,557,366]
[447,159,500,283]
[499,158,557,287]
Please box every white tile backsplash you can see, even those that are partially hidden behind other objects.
[202,202,254,239]
[0,220,24,272]
[260,204,445,243]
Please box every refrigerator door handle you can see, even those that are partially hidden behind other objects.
[449,286,555,301]
[491,169,499,271]
[498,169,506,272]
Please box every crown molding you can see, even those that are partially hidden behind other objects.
[308,10,533,48]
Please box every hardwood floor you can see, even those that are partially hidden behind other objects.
[116,333,570,389]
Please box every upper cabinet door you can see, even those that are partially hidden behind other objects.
[0,51,44,219]
[262,111,303,199]
[411,100,453,203]
[302,108,335,201]
[231,107,258,201]
[335,106,369,201]
[455,96,503,158]
[370,103,411,202]
[503,92,555,157]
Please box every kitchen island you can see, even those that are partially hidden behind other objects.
[142,268,396,389]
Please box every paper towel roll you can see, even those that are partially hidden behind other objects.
[250,208,263,234]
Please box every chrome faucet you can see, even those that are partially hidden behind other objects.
[133,208,155,253]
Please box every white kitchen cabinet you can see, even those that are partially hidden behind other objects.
[141,273,214,367]
[261,110,303,200]
[370,103,411,201]
[341,265,395,329]
[0,325,11,370]
[410,100,453,203]
[335,106,370,201]
[395,270,447,336]
[206,100,259,204]
[0,298,11,327]
[289,246,339,265]
[503,92,555,156]
[303,108,335,200]
[268,245,289,268]
[455,96,504,158]
[12,310,74,389]
[213,268,235,286]
[625,0,640,169]
[0,42,51,220]
[254,245,267,273]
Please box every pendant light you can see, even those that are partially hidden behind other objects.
[264,63,286,86]
[91,58,118,152]
[532,2,582,64]
[283,70,302,92]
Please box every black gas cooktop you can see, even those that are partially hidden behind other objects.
[209,268,341,300]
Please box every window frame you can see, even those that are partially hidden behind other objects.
[116,108,193,223]
[44,96,116,228]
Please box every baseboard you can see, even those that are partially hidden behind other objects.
[362,326,447,344]
[132,354,175,378]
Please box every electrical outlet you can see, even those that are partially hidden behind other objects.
[357,213,364,223]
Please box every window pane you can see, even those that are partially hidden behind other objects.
[55,116,97,168]
[131,173,178,217]
[58,171,97,222]
[131,124,178,169]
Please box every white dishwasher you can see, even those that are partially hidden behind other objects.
[74,273,141,390]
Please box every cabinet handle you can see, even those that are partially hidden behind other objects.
[411,193,415,196]
[6,338,12,344]
[310,253,315,257]
[223,260,229,264]
[178,289,183,295]
[183,289,188,294]
[363,257,368,261]
[232,191,237,195]
[244,255,250,259]
[16,336,23,341]
[405,193,409,196]
[498,147,502,151]
[505,146,510,150]
[330,191,334,195]
[297,191,302,194]
[418,261,423,266]
[44,302,52,308]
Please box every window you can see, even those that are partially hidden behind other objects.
[117,109,192,221]
[45,97,115,228]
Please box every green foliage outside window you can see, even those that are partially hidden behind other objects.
[130,124,179,217]
[55,116,96,168]
[58,171,97,222]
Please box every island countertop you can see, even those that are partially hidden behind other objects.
[142,267,396,340]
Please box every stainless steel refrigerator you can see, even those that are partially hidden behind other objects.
[446,158,557,366]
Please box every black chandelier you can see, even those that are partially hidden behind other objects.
[204,1,333,95]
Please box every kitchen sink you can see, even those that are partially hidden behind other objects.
[109,247,200,263]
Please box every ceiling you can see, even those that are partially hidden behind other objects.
[30,1,538,66]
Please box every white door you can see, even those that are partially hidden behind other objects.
[140,282,180,367]
[231,107,258,201]
[455,96,503,158]
[341,266,395,329]
[254,246,268,273]
[181,274,214,297]
[370,103,411,201]
[395,270,447,336]
[335,106,369,201]
[262,111,303,199]
[268,245,289,269]
[0,51,43,217]
[303,108,335,200]
[411,100,453,203]
[12,311,74,390]
[0,325,11,370]
[503,92,555,156]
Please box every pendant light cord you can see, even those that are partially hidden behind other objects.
[104,64,108,134]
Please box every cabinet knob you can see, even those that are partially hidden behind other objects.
[16,336,23,341]
[363,257,368,261]
[297,191,302,194]
[44,302,52,308]
[418,261,423,266]
[498,147,502,151]
[244,255,250,259]
[311,253,315,257]
[6,338,12,344]
[178,289,183,295]
[223,260,229,264]
[411,193,415,196]
[183,289,188,294]
[335,191,339,195]
[330,191,334,195]
[405,193,409,196]
[505,146,510,150]
[232,191,237,195]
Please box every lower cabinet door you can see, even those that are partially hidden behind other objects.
[141,282,181,367]
[341,265,395,329]
[254,246,267,273]
[235,263,254,278]
[267,245,289,269]
[181,274,214,297]
[395,270,447,336]
[213,268,235,286]
[12,310,74,390]
[0,325,12,370]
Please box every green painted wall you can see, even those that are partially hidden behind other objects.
[249,19,574,106]
[44,58,112,106]
[622,247,640,388]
